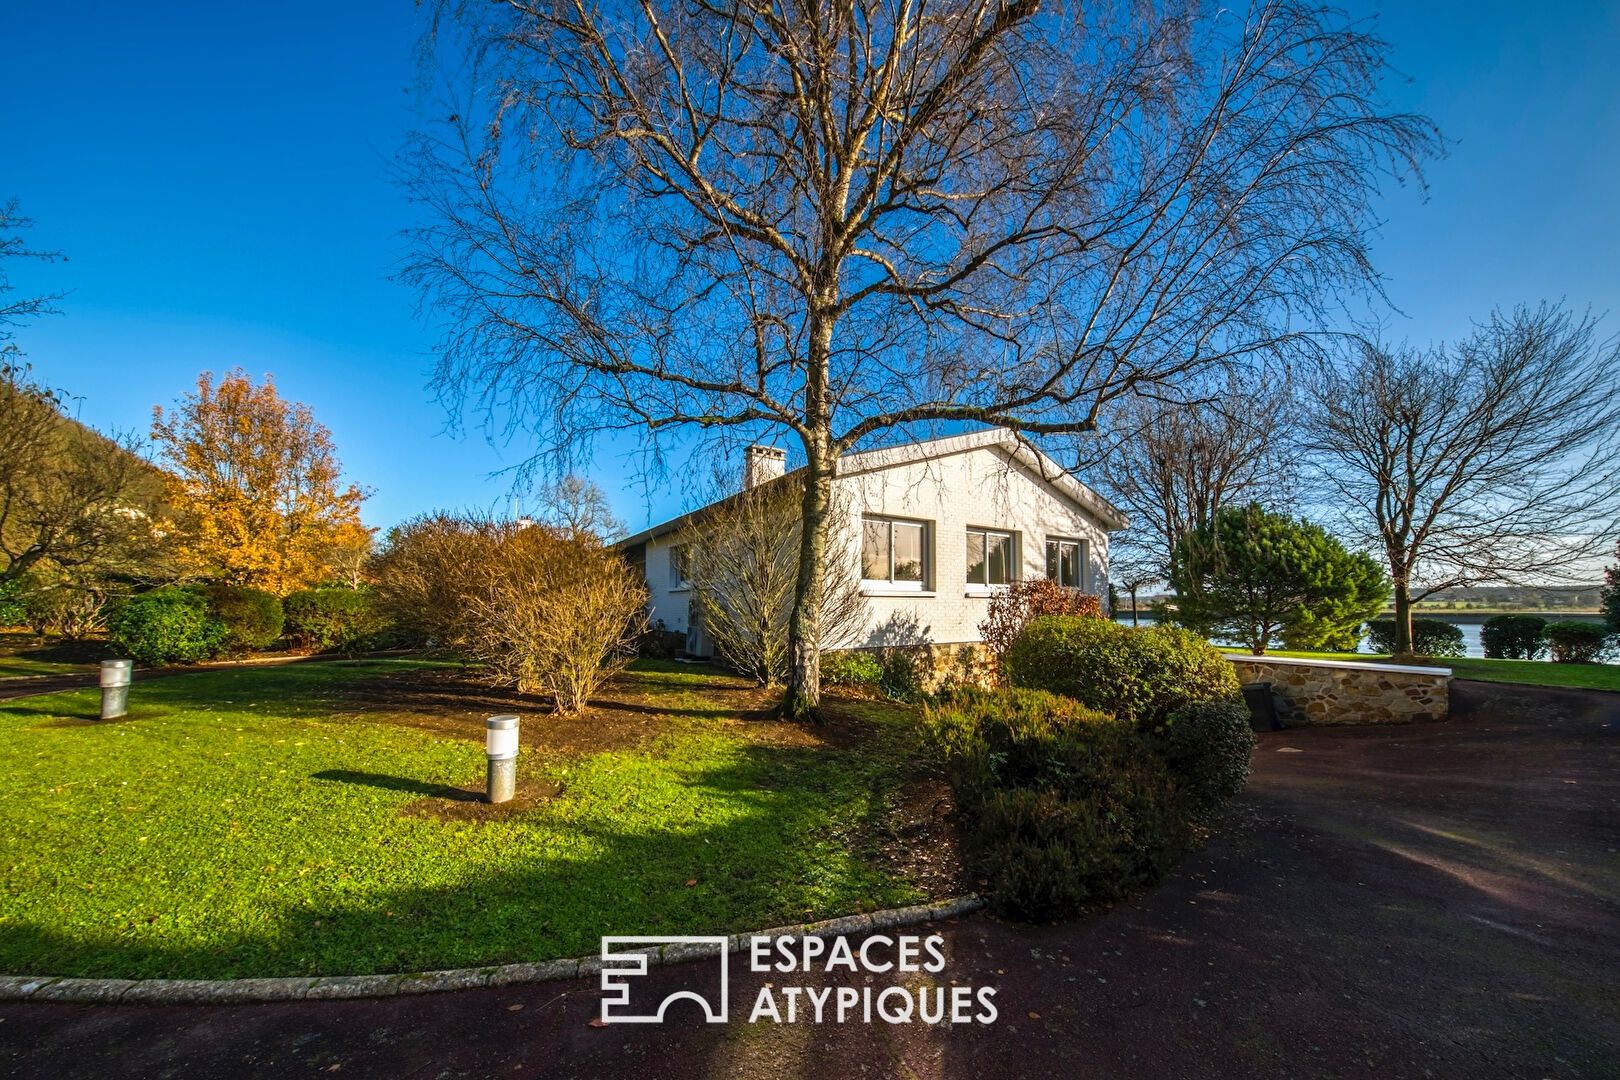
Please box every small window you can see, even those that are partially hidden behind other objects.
[862,516,928,588]
[669,544,691,587]
[966,527,1015,586]
[1045,538,1084,588]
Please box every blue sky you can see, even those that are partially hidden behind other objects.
[3,0,1617,534]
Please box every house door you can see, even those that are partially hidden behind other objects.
[684,601,712,657]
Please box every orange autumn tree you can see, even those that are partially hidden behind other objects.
[151,370,370,594]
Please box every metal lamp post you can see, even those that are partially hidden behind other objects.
[100,660,133,720]
[485,714,520,803]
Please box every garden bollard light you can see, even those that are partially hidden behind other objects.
[100,659,133,720]
[485,714,520,804]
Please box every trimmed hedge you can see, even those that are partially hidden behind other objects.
[282,586,381,653]
[1145,702,1256,827]
[1366,618,1465,657]
[927,687,1188,919]
[107,588,225,666]
[200,584,284,655]
[1003,616,1239,726]
[1545,621,1614,664]
[1480,615,1547,660]
[820,650,883,687]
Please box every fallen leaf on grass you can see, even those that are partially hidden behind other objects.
[685,879,698,887]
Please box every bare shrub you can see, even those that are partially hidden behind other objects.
[464,527,647,711]
[371,514,648,711]
[979,579,1103,675]
[677,478,867,687]
[368,513,499,650]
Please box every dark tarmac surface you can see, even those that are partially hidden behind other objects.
[2,679,1617,1079]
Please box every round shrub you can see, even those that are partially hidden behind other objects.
[107,588,225,666]
[820,650,883,687]
[926,687,1190,920]
[1480,614,1547,660]
[1145,702,1256,826]
[283,585,381,653]
[199,584,284,655]
[1545,621,1614,664]
[0,578,26,629]
[1003,616,1239,726]
[1366,618,1465,657]
[878,648,925,702]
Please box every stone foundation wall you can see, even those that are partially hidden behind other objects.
[834,642,997,693]
[1226,655,1450,725]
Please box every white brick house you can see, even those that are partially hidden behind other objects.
[617,429,1128,656]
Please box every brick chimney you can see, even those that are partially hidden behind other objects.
[744,444,787,489]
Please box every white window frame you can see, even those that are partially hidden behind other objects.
[861,515,931,592]
[668,543,691,590]
[965,526,1017,592]
[1044,536,1086,590]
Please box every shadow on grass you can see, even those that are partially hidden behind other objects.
[0,744,920,982]
[6,704,169,725]
[313,769,483,801]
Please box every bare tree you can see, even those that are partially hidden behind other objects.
[1083,370,1299,581]
[0,199,65,365]
[676,474,867,686]
[528,474,624,542]
[404,0,1434,717]
[0,365,167,589]
[1303,304,1620,654]
[0,205,169,617]
[1107,543,1163,627]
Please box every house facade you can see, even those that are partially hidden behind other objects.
[618,429,1128,656]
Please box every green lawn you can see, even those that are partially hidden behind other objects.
[0,659,929,980]
[0,633,99,678]
[1234,649,1620,691]
[0,656,92,678]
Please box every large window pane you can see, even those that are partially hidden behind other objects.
[862,519,891,580]
[1045,538,1082,587]
[965,531,986,585]
[986,532,1012,585]
[892,522,925,582]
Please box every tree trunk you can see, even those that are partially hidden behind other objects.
[1392,580,1414,655]
[782,299,837,722]
[783,448,834,721]
[1129,586,1139,627]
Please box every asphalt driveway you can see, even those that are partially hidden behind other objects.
[2,679,1617,1079]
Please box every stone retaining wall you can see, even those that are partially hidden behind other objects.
[831,643,996,693]
[1225,655,1450,725]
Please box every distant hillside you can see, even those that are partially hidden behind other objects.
[1410,585,1605,613]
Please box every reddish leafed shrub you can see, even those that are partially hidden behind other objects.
[978,578,1102,673]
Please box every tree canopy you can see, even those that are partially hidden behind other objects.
[1171,503,1388,655]
[150,370,371,595]
[405,0,1435,716]
[1303,303,1620,654]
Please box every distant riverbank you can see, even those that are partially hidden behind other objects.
[1113,610,1607,660]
